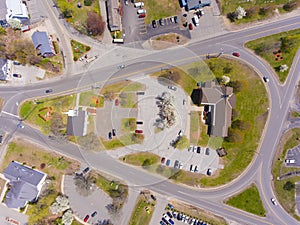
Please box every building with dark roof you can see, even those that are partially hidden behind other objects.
[31,31,55,57]
[106,0,121,31]
[3,161,47,209]
[66,109,88,136]
[191,80,236,137]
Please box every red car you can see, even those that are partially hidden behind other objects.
[139,13,146,18]
[135,130,143,134]
[232,52,240,57]
[83,215,90,222]
[161,157,166,163]
[115,98,119,106]
[188,23,193,30]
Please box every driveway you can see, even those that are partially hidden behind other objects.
[0,204,28,225]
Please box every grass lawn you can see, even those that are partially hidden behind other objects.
[119,92,138,108]
[100,80,145,95]
[220,0,299,23]
[79,90,104,107]
[272,128,300,221]
[190,111,201,145]
[19,94,76,134]
[291,111,300,118]
[120,152,160,166]
[0,97,2,111]
[246,29,300,83]
[152,57,268,187]
[128,194,155,225]
[171,200,227,225]
[1,140,80,224]
[70,39,91,61]
[225,184,266,217]
[144,0,181,24]
[57,0,100,33]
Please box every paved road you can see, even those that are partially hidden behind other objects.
[0,9,300,225]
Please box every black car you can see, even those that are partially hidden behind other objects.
[174,16,178,23]
[91,211,97,217]
[108,132,112,139]
[197,147,201,154]
[150,194,156,201]
[167,211,173,218]
[45,89,53,93]
[152,20,157,28]
[159,18,164,26]
[0,135,3,144]
[112,129,116,136]
[83,167,90,175]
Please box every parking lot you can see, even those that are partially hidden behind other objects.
[286,145,300,167]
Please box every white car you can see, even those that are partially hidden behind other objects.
[178,130,184,137]
[263,76,269,83]
[271,198,277,206]
[134,2,144,8]
[168,86,177,91]
[285,159,295,164]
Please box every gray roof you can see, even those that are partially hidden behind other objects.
[197,80,236,137]
[31,31,54,56]
[67,110,87,136]
[186,0,201,10]
[3,161,47,208]
[107,0,121,31]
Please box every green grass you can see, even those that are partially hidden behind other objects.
[128,195,155,225]
[272,128,300,221]
[143,0,181,24]
[174,135,189,150]
[70,39,91,61]
[121,152,160,166]
[119,92,138,108]
[121,118,137,132]
[79,91,104,107]
[101,80,145,94]
[226,184,266,217]
[19,95,76,134]
[190,111,201,145]
[291,111,300,118]
[246,29,300,83]
[57,0,100,33]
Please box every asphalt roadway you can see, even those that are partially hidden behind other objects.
[0,11,300,225]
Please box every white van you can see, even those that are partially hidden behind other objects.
[193,15,199,26]
[134,2,144,8]
[137,9,146,14]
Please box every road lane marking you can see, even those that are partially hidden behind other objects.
[1,111,19,118]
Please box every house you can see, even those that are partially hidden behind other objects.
[191,80,236,137]
[31,31,55,57]
[3,161,47,209]
[180,0,211,11]
[66,109,88,136]
[6,0,29,23]
[106,0,121,32]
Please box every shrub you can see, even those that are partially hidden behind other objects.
[73,56,78,61]
[283,2,297,12]
[84,0,93,6]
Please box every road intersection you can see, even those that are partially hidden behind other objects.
[0,7,300,225]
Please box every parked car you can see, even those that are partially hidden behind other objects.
[193,146,197,152]
[168,203,174,209]
[13,61,21,65]
[136,121,143,125]
[161,157,166,164]
[205,148,210,155]
[159,18,165,26]
[137,9,146,14]
[45,89,53,93]
[188,145,193,152]
[167,211,173,218]
[194,166,199,173]
[83,215,90,222]
[108,132,112,139]
[174,16,178,23]
[152,20,157,28]
[162,218,169,224]
[170,17,175,23]
[139,13,146,18]
[115,98,119,106]
[82,167,90,175]
[13,73,22,78]
[125,0,128,5]
[188,23,193,30]
[160,221,167,225]
[196,146,201,153]
[91,211,97,217]
[190,164,194,172]
[232,52,240,57]
[166,159,171,166]
[134,2,144,7]
[150,194,156,201]
[207,168,212,176]
[193,15,199,26]
[168,85,177,91]
[263,76,269,83]
[112,129,116,136]
[271,197,277,206]
[178,130,184,137]
[135,130,143,134]
[169,218,175,225]
[174,160,180,169]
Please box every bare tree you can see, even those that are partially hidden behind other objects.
[73,174,96,196]
[87,11,106,36]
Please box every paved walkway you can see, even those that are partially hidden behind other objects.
[149,195,168,225]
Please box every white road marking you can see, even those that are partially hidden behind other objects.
[1,111,19,118]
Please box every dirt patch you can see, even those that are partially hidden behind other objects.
[149,33,189,50]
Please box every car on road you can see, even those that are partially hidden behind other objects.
[271,198,277,206]
[189,23,193,30]
[166,159,171,166]
[168,85,177,91]
[232,52,240,57]
[83,215,90,222]
[178,130,184,137]
[13,73,22,78]
[91,211,97,217]
[135,129,143,134]
[161,157,166,164]
[112,129,116,136]
[263,76,269,83]
[45,89,53,93]
[136,121,143,125]
[205,148,210,155]
[134,2,144,7]
[190,164,194,172]
[152,20,157,28]
[17,122,24,129]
